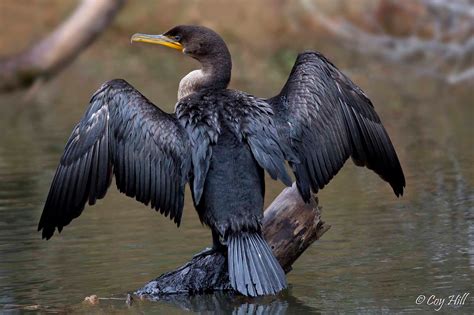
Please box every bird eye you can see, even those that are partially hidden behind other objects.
[174,35,182,42]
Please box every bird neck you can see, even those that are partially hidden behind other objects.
[178,50,232,100]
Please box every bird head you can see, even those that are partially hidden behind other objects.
[131,25,229,64]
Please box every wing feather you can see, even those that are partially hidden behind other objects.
[38,79,191,239]
[269,52,405,201]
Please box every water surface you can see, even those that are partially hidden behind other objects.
[0,44,472,314]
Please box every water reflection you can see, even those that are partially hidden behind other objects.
[24,291,320,314]
[143,292,295,314]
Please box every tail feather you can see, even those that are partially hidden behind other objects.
[252,234,287,290]
[228,232,287,296]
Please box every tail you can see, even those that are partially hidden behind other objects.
[227,232,287,296]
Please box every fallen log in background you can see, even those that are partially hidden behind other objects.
[135,184,330,297]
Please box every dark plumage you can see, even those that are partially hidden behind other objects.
[38,25,405,297]
[268,52,405,201]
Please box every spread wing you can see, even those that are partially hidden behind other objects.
[268,52,405,201]
[39,79,191,239]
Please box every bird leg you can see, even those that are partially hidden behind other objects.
[193,230,226,259]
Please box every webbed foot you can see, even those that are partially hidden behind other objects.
[192,247,216,259]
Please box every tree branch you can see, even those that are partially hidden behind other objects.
[0,0,125,92]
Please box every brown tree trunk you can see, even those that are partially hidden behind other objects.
[0,0,125,92]
[135,184,330,297]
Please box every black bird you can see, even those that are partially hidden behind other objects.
[38,25,405,296]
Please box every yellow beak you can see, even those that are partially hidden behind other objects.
[131,33,183,51]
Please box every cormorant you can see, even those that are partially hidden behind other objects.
[38,25,405,297]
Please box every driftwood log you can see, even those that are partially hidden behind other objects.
[135,184,330,297]
[0,0,125,92]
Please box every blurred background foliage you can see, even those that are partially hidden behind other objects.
[1,0,472,101]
